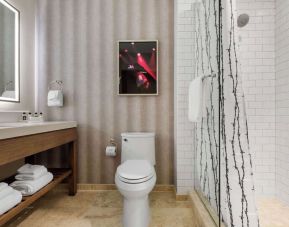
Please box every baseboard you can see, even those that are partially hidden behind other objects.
[173,187,189,201]
[77,184,116,191]
[176,194,189,201]
[189,190,218,227]
[54,183,174,192]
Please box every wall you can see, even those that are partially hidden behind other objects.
[276,0,289,205]
[237,0,276,197]
[174,0,195,194]
[0,0,36,180]
[36,0,174,185]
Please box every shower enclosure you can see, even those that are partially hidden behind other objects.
[193,0,259,226]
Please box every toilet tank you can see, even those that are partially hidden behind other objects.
[121,132,155,165]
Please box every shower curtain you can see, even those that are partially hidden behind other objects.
[220,0,259,226]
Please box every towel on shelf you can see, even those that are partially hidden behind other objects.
[0,182,8,191]
[0,186,14,200]
[188,76,203,122]
[0,190,22,215]
[15,169,48,181]
[17,164,47,179]
[10,172,53,196]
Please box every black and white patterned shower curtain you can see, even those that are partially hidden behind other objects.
[194,0,259,226]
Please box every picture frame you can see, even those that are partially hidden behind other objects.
[118,40,158,96]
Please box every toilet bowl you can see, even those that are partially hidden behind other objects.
[115,159,156,227]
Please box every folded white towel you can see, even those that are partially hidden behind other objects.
[0,182,8,191]
[10,172,53,196]
[188,76,203,122]
[17,164,47,177]
[0,186,14,200]
[15,169,48,181]
[0,190,22,215]
[1,90,15,99]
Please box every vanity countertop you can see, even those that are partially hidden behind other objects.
[0,121,77,140]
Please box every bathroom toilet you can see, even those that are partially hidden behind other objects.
[115,132,156,227]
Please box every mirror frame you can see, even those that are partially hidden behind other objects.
[0,0,20,103]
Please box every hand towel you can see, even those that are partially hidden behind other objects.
[15,169,48,181]
[0,190,22,215]
[0,186,14,200]
[1,90,15,99]
[0,182,8,191]
[10,172,53,196]
[17,164,47,178]
[188,76,203,122]
[47,90,63,107]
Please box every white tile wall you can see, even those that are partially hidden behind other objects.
[174,0,195,195]
[174,0,278,197]
[237,0,276,197]
[276,0,289,205]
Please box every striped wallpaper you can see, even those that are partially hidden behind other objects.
[36,0,174,184]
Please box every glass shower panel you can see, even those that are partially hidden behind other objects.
[193,0,220,224]
[193,0,260,226]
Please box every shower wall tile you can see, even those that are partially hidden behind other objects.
[276,0,289,206]
[237,0,276,197]
[174,0,195,195]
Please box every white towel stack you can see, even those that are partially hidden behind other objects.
[0,182,22,215]
[10,164,53,196]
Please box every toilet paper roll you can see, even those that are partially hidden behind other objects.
[105,146,117,157]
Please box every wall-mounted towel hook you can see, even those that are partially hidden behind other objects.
[48,80,63,91]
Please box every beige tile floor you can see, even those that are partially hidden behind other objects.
[5,190,196,227]
[258,198,289,227]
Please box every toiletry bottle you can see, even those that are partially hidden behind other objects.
[39,112,44,122]
[28,112,32,121]
[34,112,38,117]
[22,112,27,121]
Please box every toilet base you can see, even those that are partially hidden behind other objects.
[123,195,150,227]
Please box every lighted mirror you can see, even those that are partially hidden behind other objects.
[0,0,19,102]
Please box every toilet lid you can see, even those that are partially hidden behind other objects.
[117,172,155,184]
[117,160,154,180]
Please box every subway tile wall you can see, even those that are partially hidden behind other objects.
[175,0,278,197]
[276,0,289,205]
[174,0,195,195]
[237,0,276,197]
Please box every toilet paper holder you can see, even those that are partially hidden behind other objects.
[109,138,117,147]
[106,138,117,157]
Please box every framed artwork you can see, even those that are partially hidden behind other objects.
[118,40,158,95]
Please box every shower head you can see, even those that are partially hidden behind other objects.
[237,14,249,28]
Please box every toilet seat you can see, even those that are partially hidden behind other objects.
[116,160,155,184]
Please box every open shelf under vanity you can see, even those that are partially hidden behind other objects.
[0,124,77,226]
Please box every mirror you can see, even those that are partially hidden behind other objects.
[0,0,19,102]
